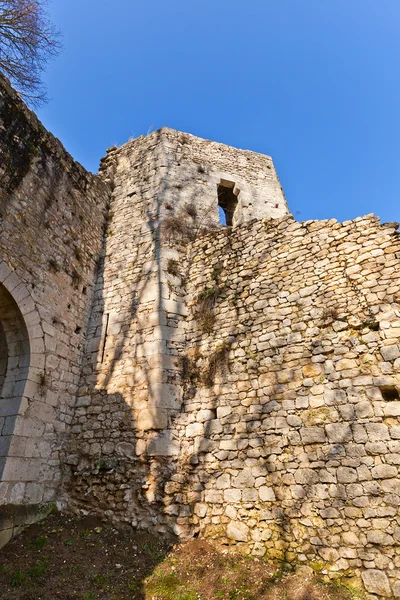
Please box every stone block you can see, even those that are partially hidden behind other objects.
[136,408,168,431]
[227,521,249,542]
[325,423,352,443]
[383,401,400,417]
[186,423,204,437]
[371,464,397,479]
[224,488,241,502]
[0,528,13,550]
[367,530,394,545]
[232,471,255,489]
[361,570,391,596]
[380,345,400,361]
[300,427,326,444]
[147,431,180,456]
[259,486,276,501]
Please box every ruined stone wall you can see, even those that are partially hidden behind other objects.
[0,74,110,544]
[67,210,400,598]
[2,85,398,596]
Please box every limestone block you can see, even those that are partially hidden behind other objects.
[365,423,390,442]
[318,547,340,562]
[381,345,400,361]
[371,464,397,479]
[227,521,249,542]
[224,488,241,502]
[216,406,232,419]
[194,503,208,518]
[215,474,230,489]
[337,467,358,483]
[186,423,204,437]
[325,423,352,443]
[136,408,168,431]
[204,490,223,503]
[196,409,215,423]
[341,532,360,546]
[294,469,319,485]
[367,530,394,545]
[24,483,44,504]
[383,402,400,417]
[302,364,322,378]
[150,383,182,410]
[116,442,136,458]
[361,570,391,596]
[300,427,326,444]
[75,396,91,407]
[147,431,180,456]
[259,486,276,501]
[242,488,258,502]
[232,471,255,489]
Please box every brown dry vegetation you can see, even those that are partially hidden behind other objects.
[0,513,361,600]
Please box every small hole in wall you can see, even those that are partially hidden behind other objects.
[380,386,400,401]
[82,287,87,295]
[75,326,82,334]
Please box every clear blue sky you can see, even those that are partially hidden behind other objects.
[37,0,400,223]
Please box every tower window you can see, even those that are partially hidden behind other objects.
[217,183,238,226]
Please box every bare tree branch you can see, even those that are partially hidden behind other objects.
[0,0,61,107]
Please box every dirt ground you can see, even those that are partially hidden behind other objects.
[0,513,362,600]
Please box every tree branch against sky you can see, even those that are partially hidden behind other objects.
[0,0,61,106]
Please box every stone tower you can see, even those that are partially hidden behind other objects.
[66,126,289,511]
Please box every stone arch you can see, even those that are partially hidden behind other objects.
[0,262,44,483]
[0,284,30,402]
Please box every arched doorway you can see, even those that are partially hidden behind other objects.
[0,283,30,478]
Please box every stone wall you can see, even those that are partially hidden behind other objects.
[0,74,110,545]
[2,83,400,597]
[66,199,400,596]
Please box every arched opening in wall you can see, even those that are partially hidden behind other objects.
[217,182,238,226]
[0,323,8,397]
[0,284,30,472]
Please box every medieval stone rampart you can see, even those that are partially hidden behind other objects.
[66,148,400,597]
[1,76,400,597]
[0,74,110,544]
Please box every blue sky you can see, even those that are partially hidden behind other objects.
[37,0,400,223]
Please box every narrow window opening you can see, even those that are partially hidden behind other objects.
[101,313,110,363]
[380,386,400,401]
[217,183,238,227]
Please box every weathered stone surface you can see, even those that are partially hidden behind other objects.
[361,570,391,597]
[227,521,249,542]
[2,75,400,598]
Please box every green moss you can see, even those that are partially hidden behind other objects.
[310,561,324,573]
[146,570,197,600]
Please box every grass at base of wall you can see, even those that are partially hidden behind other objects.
[0,513,364,600]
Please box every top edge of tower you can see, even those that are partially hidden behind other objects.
[104,127,274,161]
